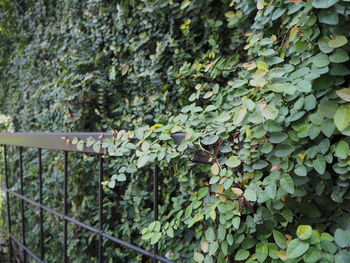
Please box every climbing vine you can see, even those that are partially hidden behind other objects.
[1,0,350,262]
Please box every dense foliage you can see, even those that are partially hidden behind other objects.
[1,0,350,262]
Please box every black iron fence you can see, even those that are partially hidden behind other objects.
[0,132,207,263]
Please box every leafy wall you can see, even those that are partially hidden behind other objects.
[1,0,350,262]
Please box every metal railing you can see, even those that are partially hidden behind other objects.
[0,132,207,263]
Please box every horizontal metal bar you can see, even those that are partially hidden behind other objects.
[0,132,211,163]
[0,133,114,154]
[0,227,44,263]
[2,187,174,263]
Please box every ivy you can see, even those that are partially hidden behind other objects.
[2,0,350,262]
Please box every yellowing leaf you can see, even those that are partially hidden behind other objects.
[242,61,257,70]
[152,124,163,129]
[285,234,293,242]
[217,184,224,193]
[200,241,209,253]
[244,44,251,50]
[277,251,287,261]
[336,88,350,102]
[298,153,307,161]
[210,163,220,175]
[210,209,216,220]
[250,69,268,88]
[334,105,350,131]
[257,61,269,72]
[257,0,265,9]
[194,216,203,222]
[246,129,253,136]
[289,26,298,42]
[231,187,243,196]
[240,176,250,186]
[329,35,348,48]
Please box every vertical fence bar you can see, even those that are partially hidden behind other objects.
[4,145,13,263]
[38,148,44,260]
[98,155,104,263]
[64,151,68,263]
[19,146,27,263]
[153,166,159,263]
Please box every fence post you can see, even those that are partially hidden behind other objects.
[4,145,12,263]
[153,166,159,263]
[19,147,27,263]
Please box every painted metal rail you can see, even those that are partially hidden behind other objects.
[0,132,207,263]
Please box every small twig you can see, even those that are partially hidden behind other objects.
[198,141,216,158]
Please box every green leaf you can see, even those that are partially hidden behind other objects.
[330,64,350,76]
[303,248,320,263]
[86,136,96,147]
[244,189,257,202]
[334,105,350,131]
[319,101,337,119]
[286,239,309,259]
[274,144,295,157]
[205,227,215,242]
[150,232,162,244]
[108,180,116,188]
[304,95,317,110]
[116,174,126,182]
[330,49,349,63]
[335,251,350,263]
[329,35,348,48]
[280,174,295,194]
[204,255,213,263]
[294,164,307,176]
[313,155,326,174]
[217,112,231,122]
[312,0,338,9]
[312,53,329,68]
[208,241,219,256]
[137,155,149,168]
[335,140,350,159]
[269,132,288,144]
[202,135,219,145]
[318,36,334,53]
[262,105,278,120]
[218,224,226,241]
[297,225,313,240]
[225,156,241,168]
[233,106,247,125]
[159,134,172,140]
[267,83,296,95]
[322,119,336,137]
[194,252,204,262]
[198,187,209,200]
[234,249,250,261]
[334,229,350,248]
[93,141,101,153]
[318,8,339,25]
[273,230,287,249]
[77,140,84,151]
[336,88,350,102]
[265,182,277,198]
[256,243,269,263]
